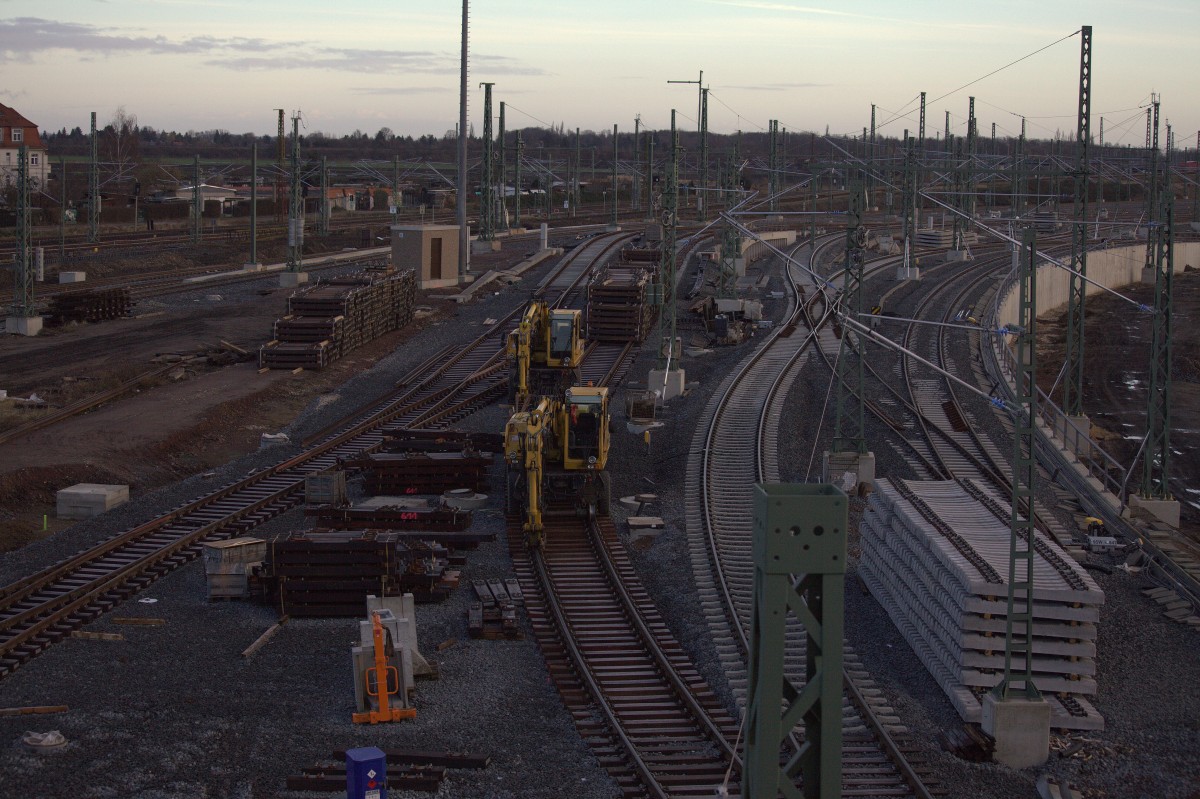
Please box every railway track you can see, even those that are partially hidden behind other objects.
[510,515,742,798]
[0,229,637,679]
[684,234,939,797]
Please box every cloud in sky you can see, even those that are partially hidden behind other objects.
[0,17,297,60]
[723,82,831,91]
[351,86,449,96]
[0,17,546,76]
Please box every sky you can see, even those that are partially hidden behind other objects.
[0,0,1196,149]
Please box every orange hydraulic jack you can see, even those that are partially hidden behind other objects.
[351,611,417,725]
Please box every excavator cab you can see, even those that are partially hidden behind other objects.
[507,302,584,407]
[504,386,611,547]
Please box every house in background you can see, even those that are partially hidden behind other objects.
[0,104,49,189]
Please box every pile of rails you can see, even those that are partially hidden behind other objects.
[346,450,491,495]
[859,478,1105,730]
[586,264,657,343]
[260,530,459,616]
[259,268,415,370]
[286,749,490,793]
[46,287,133,325]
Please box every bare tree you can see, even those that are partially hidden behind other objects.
[101,106,139,183]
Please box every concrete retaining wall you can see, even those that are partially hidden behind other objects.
[996,241,1200,325]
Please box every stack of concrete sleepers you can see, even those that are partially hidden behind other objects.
[859,478,1105,730]
[259,268,416,370]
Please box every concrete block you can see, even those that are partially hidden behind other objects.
[5,316,43,336]
[944,250,973,264]
[648,367,685,402]
[981,692,1050,768]
[279,271,308,288]
[470,239,501,254]
[57,483,129,519]
[1128,494,1180,528]
[58,271,86,284]
[895,266,921,281]
[241,262,264,272]
[821,450,875,490]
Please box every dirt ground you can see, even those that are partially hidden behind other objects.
[0,220,513,552]
[1037,266,1200,532]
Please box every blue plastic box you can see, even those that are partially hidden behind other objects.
[346,746,386,799]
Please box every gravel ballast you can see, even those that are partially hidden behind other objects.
[2,232,1197,799]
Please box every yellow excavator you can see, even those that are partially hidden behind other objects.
[504,384,611,548]
[506,300,584,407]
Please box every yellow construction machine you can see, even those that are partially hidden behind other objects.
[504,384,611,547]
[506,300,584,407]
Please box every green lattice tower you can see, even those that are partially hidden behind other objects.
[573,127,581,218]
[287,114,303,272]
[88,112,99,243]
[992,227,1042,702]
[833,179,867,455]
[1063,25,1092,418]
[1141,134,1174,500]
[717,146,739,300]
[656,111,680,370]
[479,83,495,241]
[743,484,847,799]
[952,137,968,251]
[192,155,202,245]
[11,145,33,317]
[633,115,642,212]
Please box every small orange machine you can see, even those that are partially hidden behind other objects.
[351,611,416,724]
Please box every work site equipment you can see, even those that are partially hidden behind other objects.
[352,610,416,725]
[506,300,584,406]
[504,385,611,547]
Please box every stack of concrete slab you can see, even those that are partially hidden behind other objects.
[859,478,1105,730]
[56,483,129,520]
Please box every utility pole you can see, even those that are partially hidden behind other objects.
[900,131,919,279]
[656,111,680,374]
[514,132,523,228]
[1011,119,1026,218]
[275,109,285,223]
[645,133,655,222]
[1141,101,1174,505]
[768,120,779,213]
[88,112,99,243]
[286,112,304,278]
[192,155,202,245]
[392,155,399,225]
[457,0,470,281]
[319,155,329,237]
[498,101,506,230]
[743,483,847,799]
[11,145,32,317]
[832,178,867,456]
[667,70,703,136]
[59,157,67,267]
[984,227,1050,769]
[611,123,619,229]
[573,127,581,218]
[869,104,876,207]
[249,143,258,267]
[1063,25,1092,421]
[698,88,708,222]
[633,115,642,212]
[479,82,496,242]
